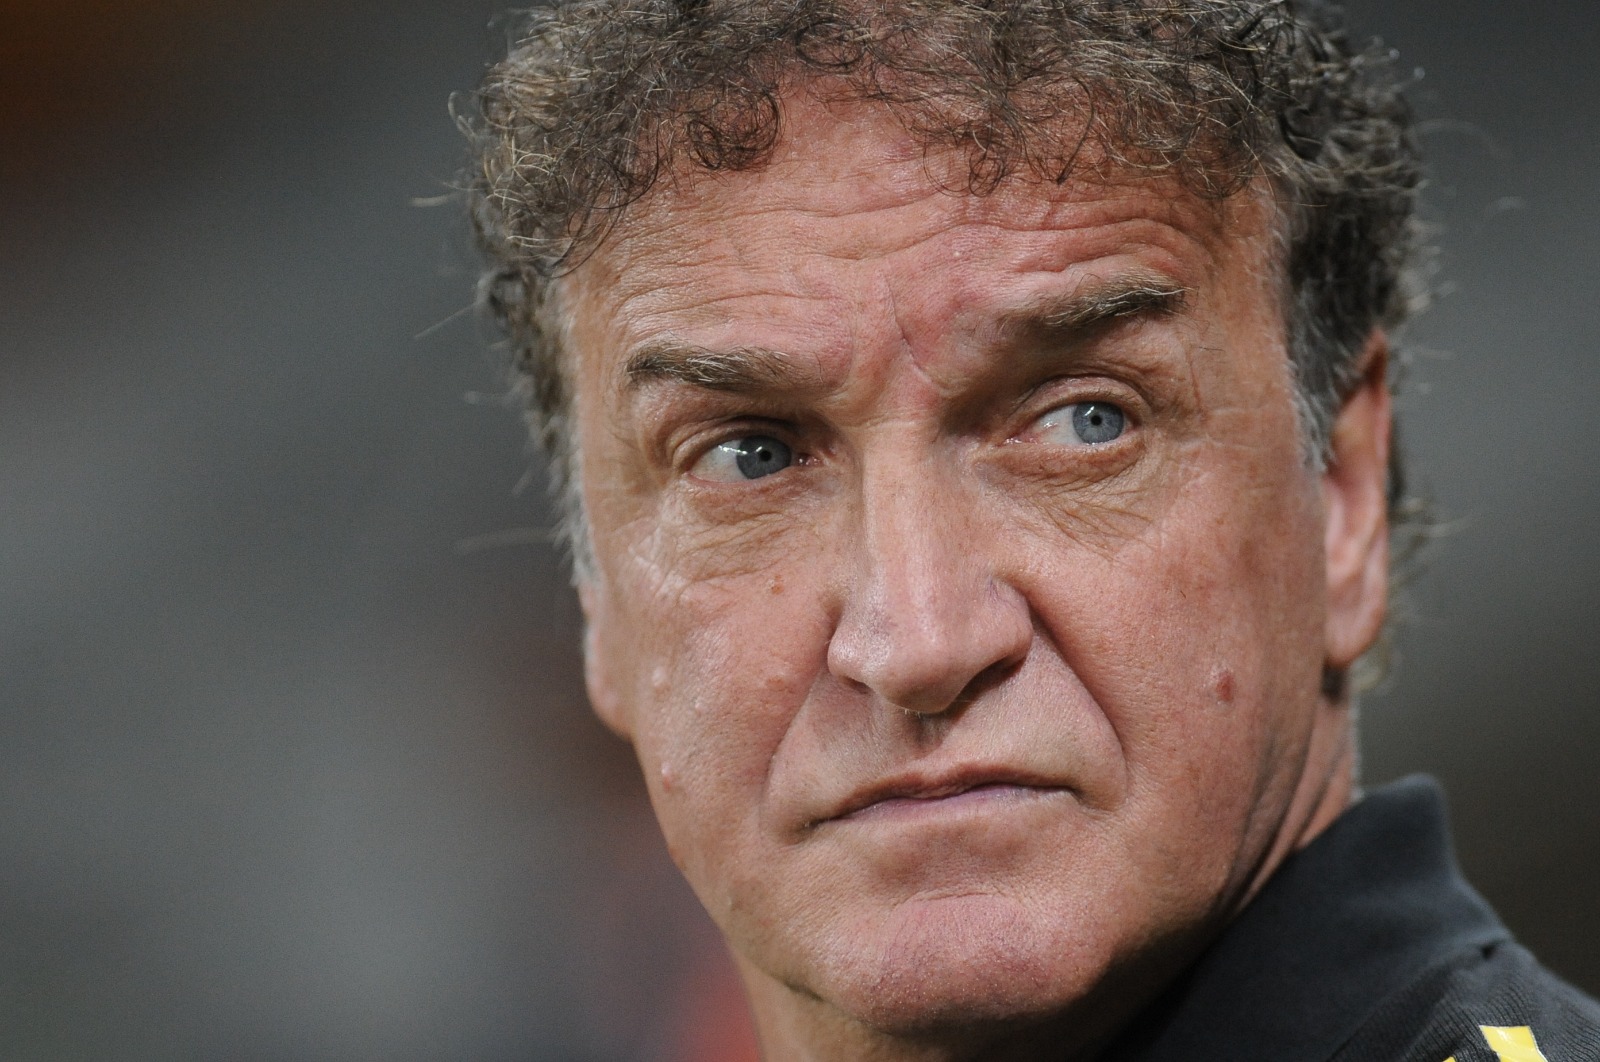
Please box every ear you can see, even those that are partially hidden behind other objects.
[1322,331,1393,677]
[577,577,634,741]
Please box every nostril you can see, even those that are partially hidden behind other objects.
[948,656,1024,713]
[880,648,1024,717]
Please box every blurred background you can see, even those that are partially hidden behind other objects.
[2,1,1595,1059]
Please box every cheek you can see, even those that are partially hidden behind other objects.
[617,567,826,879]
[1023,452,1326,792]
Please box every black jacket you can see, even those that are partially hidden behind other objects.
[1103,777,1600,1062]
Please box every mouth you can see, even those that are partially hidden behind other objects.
[820,771,1074,827]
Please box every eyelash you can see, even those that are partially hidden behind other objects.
[680,421,805,470]
[1010,379,1141,440]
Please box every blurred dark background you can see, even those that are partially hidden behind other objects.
[2,2,1595,1059]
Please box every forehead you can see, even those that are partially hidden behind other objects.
[564,92,1278,373]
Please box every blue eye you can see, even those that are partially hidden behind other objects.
[1034,401,1126,446]
[694,434,795,481]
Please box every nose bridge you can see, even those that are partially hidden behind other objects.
[858,451,974,625]
[828,445,1030,714]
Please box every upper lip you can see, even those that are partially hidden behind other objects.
[819,766,1071,825]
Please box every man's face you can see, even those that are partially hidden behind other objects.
[565,97,1384,1042]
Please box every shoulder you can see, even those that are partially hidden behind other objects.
[1334,938,1600,1062]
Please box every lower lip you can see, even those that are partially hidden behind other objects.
[840,783,1070,824]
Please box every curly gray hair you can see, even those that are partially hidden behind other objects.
[463,0,1425,617]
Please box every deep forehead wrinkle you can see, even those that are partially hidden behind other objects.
[620,272,1190,396]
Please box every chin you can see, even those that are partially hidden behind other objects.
[810,892,1122,1038]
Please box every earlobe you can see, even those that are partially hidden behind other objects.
[1322,332,1393,678]
[578,579,634,741]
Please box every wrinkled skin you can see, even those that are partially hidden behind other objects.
[566,94,1391,1061]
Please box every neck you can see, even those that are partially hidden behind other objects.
[1233,700,1357,918]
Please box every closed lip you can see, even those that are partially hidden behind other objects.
[817,767,1073,826]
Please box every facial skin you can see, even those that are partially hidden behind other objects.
[565,93,1392,1061]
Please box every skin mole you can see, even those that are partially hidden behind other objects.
[1212,667,1237,705]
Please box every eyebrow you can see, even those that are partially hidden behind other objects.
[624,342,806,394]
[997,273,1189,341]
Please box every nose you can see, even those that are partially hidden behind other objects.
[826,459,1033,715]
